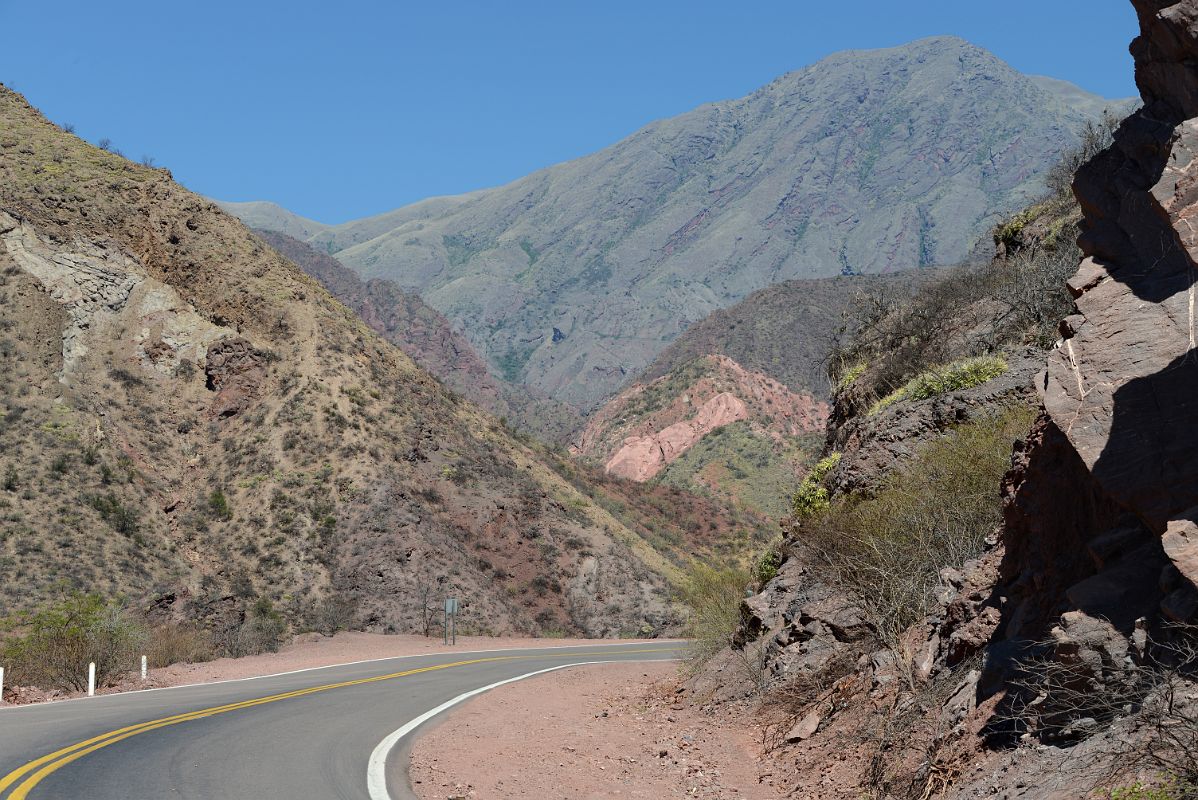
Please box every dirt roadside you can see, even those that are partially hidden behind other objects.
[409,661,782,800]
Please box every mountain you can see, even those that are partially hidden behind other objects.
[216,200,329,241]
[232,36,1131,410]
[252,229,581,442]
[572,271,934,516]
[0,85,762,639]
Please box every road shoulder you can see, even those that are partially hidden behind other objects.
[408,661,779,799]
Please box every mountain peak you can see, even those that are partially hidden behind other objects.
[230,39,1125,410]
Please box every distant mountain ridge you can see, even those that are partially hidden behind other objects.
[226,36,1132,410]
[253,229,581,442]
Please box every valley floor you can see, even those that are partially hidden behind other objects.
[409,661,778,800]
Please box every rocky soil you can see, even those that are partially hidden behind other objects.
[409,661,779,800]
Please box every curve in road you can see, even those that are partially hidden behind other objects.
[0,641,681,799]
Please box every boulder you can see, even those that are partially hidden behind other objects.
[1162,510,1198,589]
[784,711,822,743]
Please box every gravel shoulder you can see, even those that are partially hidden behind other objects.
[409,661,781,799]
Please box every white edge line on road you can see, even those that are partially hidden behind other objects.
[366,658,679,800]
[0,641,686,713]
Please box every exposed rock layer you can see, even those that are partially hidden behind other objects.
[1003,0,1198,646]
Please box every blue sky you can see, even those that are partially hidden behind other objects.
[0,1,1139,223]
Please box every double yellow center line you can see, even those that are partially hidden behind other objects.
[0,647,673,799]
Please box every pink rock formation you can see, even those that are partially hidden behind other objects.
[605,392,749,481]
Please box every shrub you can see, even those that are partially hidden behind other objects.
[753,544,783,590]
[145,623,213,668]
[792,453,841,518]
[678,560,751,665]
[836,362,867,391]
[1,593,146,691]
[869,355,1008,415]
[215,597,286,657]
[1046,111,1120,197]
[207,489,232,520]
[799,406,1034,645]
[88,492,139,535]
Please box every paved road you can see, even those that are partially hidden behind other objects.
[0,641,681,799]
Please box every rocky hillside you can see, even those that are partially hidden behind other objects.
[639,271,937,399]
[0,85,760,641]
[696,3,1198,796]
[574,355,827,517]
[253,229,581,443]
[233,37,1129,410]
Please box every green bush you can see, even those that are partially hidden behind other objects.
[207,489,232,520]
[836,362,867,391]
[869,356,1008,415]
[792,453,841,518]
[678,561,751,665]
[753,544,783,589]
[800,406,1034,645]
[1,593,146,691]
[87,492,139,535]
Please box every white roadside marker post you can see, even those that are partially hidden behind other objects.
[0,666,5,704]
[87,662,95,697]
[141,655,147,682]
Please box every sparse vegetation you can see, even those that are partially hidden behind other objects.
[1045,111,1120,197]
[207,488,232,520]
[792,452,841,518]
[88,492,139,536]
[868,355,1008,415]
[1,593,145,692]
[678,560,751,666]
[798,406,1033,644]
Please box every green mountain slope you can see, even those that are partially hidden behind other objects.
[232,37,1128,410]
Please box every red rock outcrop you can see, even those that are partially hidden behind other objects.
[994,1,1198,648]
[576,354,829,483]
[605,392,749,481]
[204,337,267,418]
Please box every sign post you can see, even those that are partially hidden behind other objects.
[444,597,459,646]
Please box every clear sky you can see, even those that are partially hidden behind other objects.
[0,0,1139,223]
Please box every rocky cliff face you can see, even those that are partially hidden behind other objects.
[998,0,1198,653]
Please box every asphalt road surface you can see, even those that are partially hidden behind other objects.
[0,641,682,800]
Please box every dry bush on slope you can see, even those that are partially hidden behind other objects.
[796,406,1035,647]
[679,561,752,667]
[1002,629,1198,797]
[1,593,145,692]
